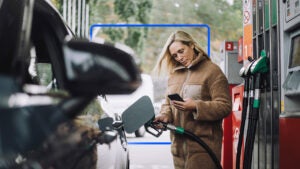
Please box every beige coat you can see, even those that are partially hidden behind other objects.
[160,52,232,169]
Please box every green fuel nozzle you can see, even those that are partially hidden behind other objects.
[165,124,185,134]
[250,50,269,74]
[145,121,185,137]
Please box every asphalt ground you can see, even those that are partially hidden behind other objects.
[127,130,174,169]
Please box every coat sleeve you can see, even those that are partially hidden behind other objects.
[159,96,174,123]
[193,73,232,121]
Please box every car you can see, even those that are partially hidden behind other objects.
[0,0,142,169]
[99,73,154,137]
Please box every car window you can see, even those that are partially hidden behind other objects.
[36,63,53,86]
[28,46,55,88]
[28,36,104,116]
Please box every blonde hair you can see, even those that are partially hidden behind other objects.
[152,30,208,75]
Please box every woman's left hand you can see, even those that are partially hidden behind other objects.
[171,98,196,111]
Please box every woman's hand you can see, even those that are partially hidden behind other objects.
[171,98,196,111]
[153,114,170,129]
[153,114,170,123]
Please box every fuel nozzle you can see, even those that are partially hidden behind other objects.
[144,120,166,137]
[164,123,185,134]
[145,120,186,137]
[250,50,269,74]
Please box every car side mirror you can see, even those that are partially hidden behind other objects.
[63,38,141,96]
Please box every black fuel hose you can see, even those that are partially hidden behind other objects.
[243,75,255,169]
[243,73,262,169]
[184,130,223,169]
[165,124,223,169]
[235,77,249,169]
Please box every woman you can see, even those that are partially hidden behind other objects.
[153,30,232,169]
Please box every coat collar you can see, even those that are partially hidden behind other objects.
[172,51,208,72]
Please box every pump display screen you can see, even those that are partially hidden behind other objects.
[289,35,300,69]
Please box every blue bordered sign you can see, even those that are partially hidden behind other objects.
[89,24,211,145]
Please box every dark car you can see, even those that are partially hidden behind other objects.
[0,0,142,169]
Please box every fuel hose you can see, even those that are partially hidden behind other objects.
[242,50,268,169]
[236,60,255,169]
[165,124,223,169]
[243,74,261,169]
[235,76,249,169]
[242,75,256,169]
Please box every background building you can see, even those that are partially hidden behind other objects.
[61,0,90,38]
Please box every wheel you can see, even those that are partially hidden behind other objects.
[134,126,145,137]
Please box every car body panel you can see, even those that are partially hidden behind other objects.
[96,130,129,169]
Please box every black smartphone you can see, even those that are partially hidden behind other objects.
[168,93,184,102]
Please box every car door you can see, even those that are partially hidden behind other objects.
[29,1,133,169]
[1,0,139,168]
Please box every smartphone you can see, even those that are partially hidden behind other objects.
[168,93,184,102]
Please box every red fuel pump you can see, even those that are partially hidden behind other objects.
[221,85,234,169]
[231,84,244,169]
[218,41,243,169]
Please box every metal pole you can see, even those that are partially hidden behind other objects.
[85,4,89,38]
[81,0,86,37]
[72,0,76,33]
[274,0,280,168]
[63,0,67,21]
[77,0,82,36]
[67,0,71,26]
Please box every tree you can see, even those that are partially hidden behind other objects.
[89,0,153,61]
[89,0,242,73]
[50,0,61,11]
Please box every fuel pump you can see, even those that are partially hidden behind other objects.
[238,0,300,168]
[242,50,268,169]
[219,40,243,169]
[279,1,300,167]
